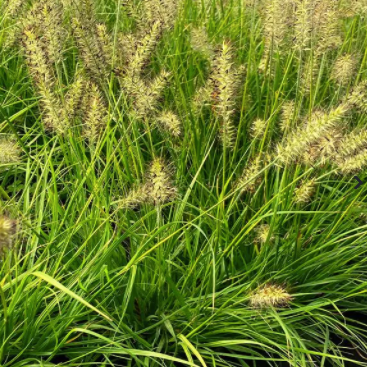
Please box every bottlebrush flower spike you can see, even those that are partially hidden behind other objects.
[293,0,313,50]
[127,20,163,78]
[146,158,177,205]
[250,284,292,308]
[346,81,367,113]
[337,151,367,173]
[276,103,349,165]
[331,54,356,85]
[125,70,171,119]
[64,72,88,122]
[337,129,367,158]
[254,224,274,244]
[251,118,267,138]
[28,0,66,64]
[295,179,316,204]
[72,16,112,82]
[211,41,240,148]
[119,184,150,210]
[190,27,214,59]
[156,111,181,137]
[0,215,17,256]
[82,82,108,142]
[262,0,294,51]
[237,157,263,193]
[22,25,68,134]
[280,100,296,133]
[0,137,21,164]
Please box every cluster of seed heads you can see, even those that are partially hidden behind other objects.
[2,0,367,278]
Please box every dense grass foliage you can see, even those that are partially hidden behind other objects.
[1,0,367,366]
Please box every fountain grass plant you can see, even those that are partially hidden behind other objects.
[1,0,367,366]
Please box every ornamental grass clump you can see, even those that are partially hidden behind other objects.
[2,0,367,366]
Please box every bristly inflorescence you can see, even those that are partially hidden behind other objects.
[71,18,112,83]
[1,0,30,50]
[27,0,66,65]
[335,128,367,173]
[119,158,177,209]
[156,111,181,137]
[262,0,294,52]
[192,41,245,148]
[0,138,21,164]
[64,72,89,122]
[276,103,349,165]
[331,54,357,85]
[280,100,297,134]
[0,215,17,256]
[236,157,263,193]
[254,224,274,244]
[212,41,239,148]
[260,0,343,54]
[22,25,68,134]
[251,118,267,138]
[190,27,214,59]
[294,179,316,204]
[118,184,150,210]
[116,4,181,128]
[82,81,109,142]
[145,158,177,205]
[249,284,292,308]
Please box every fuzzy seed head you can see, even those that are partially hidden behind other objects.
[0,138,21,164]
[0,216,17,255]
[251,118,267,138]
[119,184,149,210]
[126,70,170,119]
[295,179,316,204]
[156,111,181,137]
[146,158,177,205]
[82,82,108,142]
[237,157,263,193]
[346,81,367,113]
[338,129,367,158]
[331,54,356,85]
[72,17,111,82]
[280,100,296,133]
[277,103,349,165]
[337,150,367,173]
[190,27,213,58]
[211,41,239,148]
[262,0,294,50]
[250,284,292,308]
[254,224,274,244]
